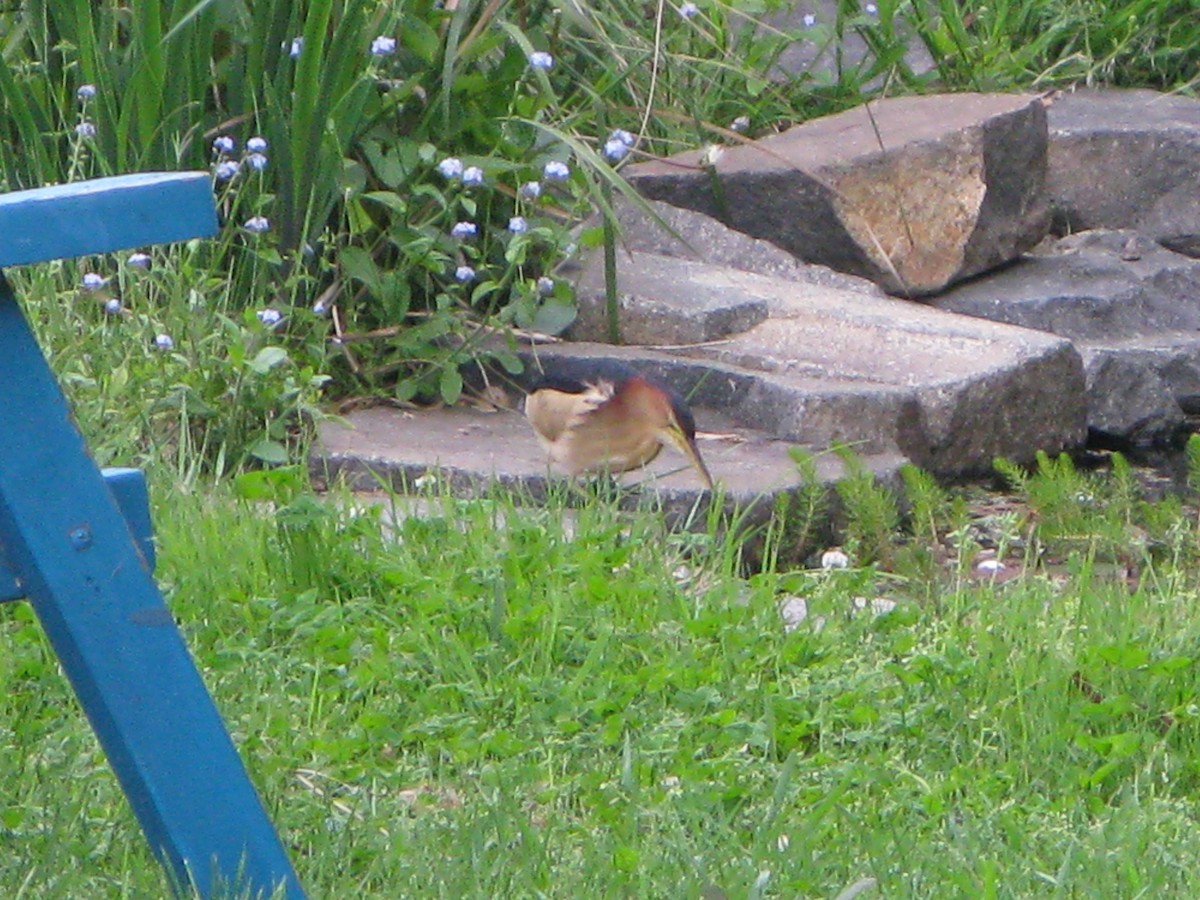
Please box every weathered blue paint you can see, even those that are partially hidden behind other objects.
[0,172,217,267]
[0,173,306,899]
[0,468,155,603]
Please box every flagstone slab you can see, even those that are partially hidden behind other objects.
[564,249,1085,475]
[312,401,909,560]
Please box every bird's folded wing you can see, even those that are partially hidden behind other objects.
[525,380,615,443]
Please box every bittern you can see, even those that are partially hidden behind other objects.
[523,362,714,488]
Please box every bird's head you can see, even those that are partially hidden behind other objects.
[621,375,714,490]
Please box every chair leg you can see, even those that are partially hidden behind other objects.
[0,276,305,898]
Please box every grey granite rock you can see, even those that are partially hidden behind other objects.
[569,246,770,344]
[626,93,1051,296]
[932,229,1200,444]
[568,197,882,343]
[1082,352,1185,447]
[1047,88,1200,256]
[602,197,885,294]
[313,399,909,563]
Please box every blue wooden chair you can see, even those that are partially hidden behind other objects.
[0,173,306,899]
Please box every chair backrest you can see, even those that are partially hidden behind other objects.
[0,172,216,267]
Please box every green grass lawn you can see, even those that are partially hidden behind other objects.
[5,463,1200,898]
[3,2,1200,896]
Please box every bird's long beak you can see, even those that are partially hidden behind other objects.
[666,425,714,489]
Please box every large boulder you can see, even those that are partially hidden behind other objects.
[626,93,1052,296]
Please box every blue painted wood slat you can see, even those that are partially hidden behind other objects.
[0,275,305,896]
[0,172,217,267]
[0,468,156,603]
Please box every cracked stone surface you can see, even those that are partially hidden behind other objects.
[563,246,1085,476]
[313,401,909,554]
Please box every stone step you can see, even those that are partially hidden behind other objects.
[313,401,909,562]
[568,248,1085,476]
[512,340,920,458]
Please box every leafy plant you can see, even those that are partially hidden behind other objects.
[832,444,901,567]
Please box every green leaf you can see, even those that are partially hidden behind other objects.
[248,346,289,375]
[1149,655,1193,675]
[339,158,368,195]
[341,245,383,292]
[494,350,524,375]
[232,467,304,502]
[439,365,463,405]
[362,142,408,189]
[248,438,289,465]
[531,298,577,336]
[579,225,607,249]
[362,191,409,216]
[1096,644,1150,670]
[401,15,442,64]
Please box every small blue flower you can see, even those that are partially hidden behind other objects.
[543,160,570,181]
[865,2,877,14]
[243,216,271,234]
[604,139,630,162]
[75,121,96,139]
[243,152,269,171]
[77,84,97,101]
[288,37,304,59]
[215,160,240,181]
[679,2,699,17]
[536,276,555,295]
[257,308,283,327]
[103,298,123,315]
[246,136,268,153]
[437,157,464,179]
[462,166,485,187]
[508,216,528,234]
[312,299,328,316]
[212,135,236,155]
[127,252,151,269]
[610,129,636,147]
[455,265,476,283]
[802,13,817,27]
[518,181,542,201]
[81,272,106,291]
[528,51,554,71]
[370,35,397,56]
[154,334,174,351]
[451,221,478,240]
[730,115,750,132]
